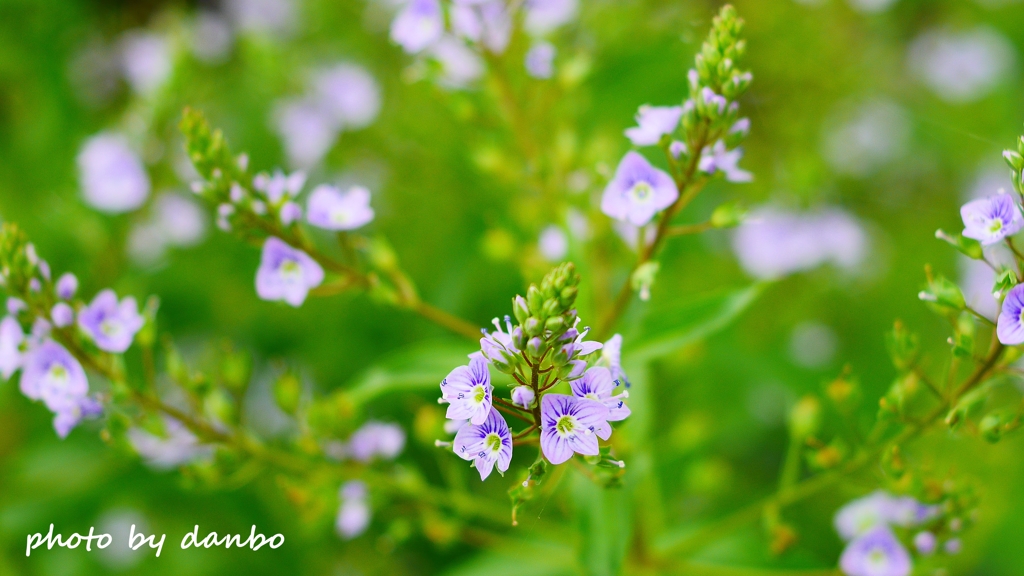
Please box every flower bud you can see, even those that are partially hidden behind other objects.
[542,298,561,317]
[524,317,543,337]
[1005,149,1024,172]
[527,285,543,315]
[544,315,565,333]
[274,372,302,415]
[527,337,543,359]
[512,295,530,324]
[788,396,821,439]
[511,386,536,409]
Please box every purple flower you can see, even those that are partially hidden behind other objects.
[523,0,578,35]
[511,385,535,408]
[525,42,556,79]
[19,341,99,438]
[699,141,752,183]
[77,289,144,353]
[960,193,1023,245]
[601,151,678,226]
[255,237,325,307]
[51,303,74,328]
[312,63,381,130]
[834,491,931,541]
[453,407,513,480]
[272,97,338,168]
[77,133,150,213]
[253,170,306,204]
[570,367,630,422]
[347,421,406,462]
[56,273,79,300]
[839,526,912,576]
[440,355,493,425]
[624,105,683,146]
[538,225,568,261]
[479,316,520,365]
[600,334,628,386]
[997,284,1024,344]
[336,480,370,539]
[540,394,610,465]
[913,531,936,555]
[7,298,26,315]
[0,316,24,379]
[451,0,510,53]
[943,538,961,554]
[559,323,603,362]
[306,185,375,230]
[390,0,443,54]
[118,30,171,95]
[127,417,212,469]
[280,201,303,226]
[430,35,484,87]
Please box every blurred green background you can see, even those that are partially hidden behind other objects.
[2,0,1024,574]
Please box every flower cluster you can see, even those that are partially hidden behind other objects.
[602,5,752,229]
[438,262,629,480]
[0,226,147,437]
[833,490,970,576]
[388,0,577,86]
[182,109,378,308]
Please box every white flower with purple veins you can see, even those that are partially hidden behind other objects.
[601,151,679,226]
[312,63,381,130]
[624,105,683,146]
[306,185,375,231]
[560,323,603,362]
[479,316,520,364]
[390,0,443,54]
[255,237,325,307]
[960,193,1023,245]
[523,0,578,35]
[77,133,150,213]
[127,417,212,469]
[19,341,101,438]
[699,141,752,183]
[525,42,556,79]
[997,284,1024,344]
[453,407,512,480]
[347,421,406,462]
[839,526,912,576]
[336,481,371,539]
[77,290,144,354]
[440,355,493,425]
[0,316,24,379]
[540,394,611,464]
[571,367,630,422]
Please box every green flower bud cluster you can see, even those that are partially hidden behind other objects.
[1003,134,1024,197]
[682,5,751,133]
[0,224,43,296]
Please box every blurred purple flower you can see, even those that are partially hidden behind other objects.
[19,340,99,438]
[6,298,25,316]
[128,417,212,469]
[913,531,936,555]
[56,273,78,300]
[51,303,74,328]
[909,27,1014,104]
[834,491,932,541]
[440,355,493,425]
[525,42,556,79]
[0,316,24,379]
[699,141,752,182]
[524,0,578,35]
[600,334,628,386]
[961,193,1022,245]
[390,0,443,53]
[538,225,568,261]
[77,133,150,213]
[312,63,381,130]
[225,0,296,36]
[732,206,868,280]
[254,170,306,204]
[306,185,375,230]
[189,11,234,64]
[118,31,172,95]
[601,151,678,226]
[272,98,339,168]
[430,35,484,87]
[540,394,610,464]
[625,105,683,146]
[453,407,512,480]
[255,237,324,307]
[347,421,406,462]
[78,290,144,353]
[839,526,911,576]
[336,481,370,539]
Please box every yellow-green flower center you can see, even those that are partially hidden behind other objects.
[473,385,486,404]
[629,182,654,204]
[485,432,502,453]
[556,415,576,435]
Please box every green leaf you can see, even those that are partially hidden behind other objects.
[344,340,477,407]
[574,470,630,576]
[627,283,765,362]
[441,539,576,576]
